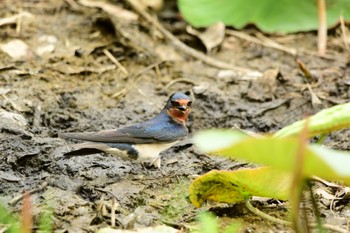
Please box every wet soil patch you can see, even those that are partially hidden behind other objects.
[1,0,350,232]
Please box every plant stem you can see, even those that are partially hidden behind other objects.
[317,0,327,55]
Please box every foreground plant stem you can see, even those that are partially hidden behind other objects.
[290,118,309,232]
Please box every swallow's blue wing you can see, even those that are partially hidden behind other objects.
[59,112,188,144]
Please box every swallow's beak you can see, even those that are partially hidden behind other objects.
[176,105,188,111]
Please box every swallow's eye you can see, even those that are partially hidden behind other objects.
[187,101,192,107]
[171,100,179,106]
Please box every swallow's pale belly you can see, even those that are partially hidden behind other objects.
[103,141,178,167]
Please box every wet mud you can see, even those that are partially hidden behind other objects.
[1,0,350,232]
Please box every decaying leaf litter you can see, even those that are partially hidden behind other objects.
[0,0,350,232]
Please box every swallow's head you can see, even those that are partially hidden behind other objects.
[165,92,192,123]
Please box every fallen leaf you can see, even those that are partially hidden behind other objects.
[247,68,279,101]
[187,22,225,53]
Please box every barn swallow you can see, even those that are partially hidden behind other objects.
[58,92,192,168]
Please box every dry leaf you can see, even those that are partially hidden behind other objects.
[187,22,225,53]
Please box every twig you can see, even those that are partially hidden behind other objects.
[111,196,116,227]
[65,0,81,10]
[311,176,343,189]
[16,10,23,34]
[130,61,165,81]
[125,0,259,75]
[306,83,322,106]
[245,199,291,225]
[227,29,297,56]
[0,11,33,27]
[317,0,327,55]
[111,61,164,99]
[9,182,48,205]
[226,29,337,60]
[231,124,265,138]
[103,49,129,75]
[245,199,348,233]
[296,59,314,81]
[163,78,196,90]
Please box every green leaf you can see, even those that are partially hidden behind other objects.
[178,0,350,33]
[274,102,350,138]
[0,203,21,233]
[189,167,290,207]
[197,212,219,233]
[38,206,54,233]
[194,130,350,184]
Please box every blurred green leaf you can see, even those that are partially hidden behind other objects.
[189,167,290,207]
[274,102,350,138]
[178,0,350,33]
[38,205,54,233]
[194,130,350,184]
[0,204,21,233]
[194,211,241,233]
[197,212,219,233]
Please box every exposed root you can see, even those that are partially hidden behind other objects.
[245,199,348,233]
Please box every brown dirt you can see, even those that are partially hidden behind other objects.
[1,0,350,232]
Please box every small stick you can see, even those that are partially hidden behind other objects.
[227,30,297,55]
[103,49,129,75]
[306,84,322,106]
[9,182,48,205]
[311,176,343,189]
[111,196,116,227]
[16,11,23,34]
[317,0,327,55]
[231,124,264,138]
[245,199,291,225]
[227,29,337,60]
[163,78,196,90]
[296,59,313,80]
[245,199,348,233]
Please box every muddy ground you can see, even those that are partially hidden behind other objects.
[1,0,350,232]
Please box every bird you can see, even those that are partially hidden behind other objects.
[58,92,192,168]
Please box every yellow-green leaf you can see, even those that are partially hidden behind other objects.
[189,167,290,207]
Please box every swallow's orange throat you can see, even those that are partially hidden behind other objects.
[168,108,191,123]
